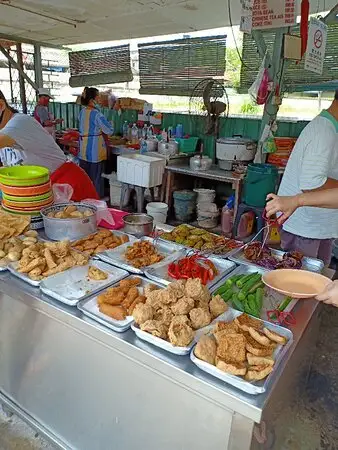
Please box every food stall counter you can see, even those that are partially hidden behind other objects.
[0,268,331,450]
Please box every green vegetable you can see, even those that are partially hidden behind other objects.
[241,273,262,294]
[215,285,231,296]
[256,288,264,312]
[231,293,244,312]
[236,272,258,288]
[221,288,235,302]
[278,296,293,312]
[247,280,264,295]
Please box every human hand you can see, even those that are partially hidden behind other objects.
[316,281,338,307]
[266,193,300,225]
[55,118,64,124]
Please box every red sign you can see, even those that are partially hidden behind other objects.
[314,30,323,49]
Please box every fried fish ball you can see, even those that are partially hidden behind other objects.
[64,205,77,215]
[168,321,194,347]
[24,230,38,238]
[83,209,93,217]
[194,335,217,365]
[144,283,160,297]
[185,278,205,300]
[70,211,84,218]
[167,280,186,300]
[171,297,195,315]
[133,303,154,325]
[189,308,212,330]
[99,304,127,321]
[154,306,174,326]
[209,295,228,319]
[171,315,190,327]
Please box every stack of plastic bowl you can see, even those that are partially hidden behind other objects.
[0,166,53,229]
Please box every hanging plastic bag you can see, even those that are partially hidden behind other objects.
[249,54,270,105]
[81,199,115,227]
[263,136,278,154]
[52,183,74,203]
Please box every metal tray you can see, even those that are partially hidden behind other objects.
[77,275,164,333]
[229,247,324,273]
[8,262,42,286]
[158,224,243,258]
[210,264,298,323]
[97,237,185,275]
[71,229,137,247]
[40,261,129,306]
[190,308,294,395]
[144,254,236,289]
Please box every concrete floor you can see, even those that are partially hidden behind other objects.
[1,305,337,450]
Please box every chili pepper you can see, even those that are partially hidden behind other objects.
[202,267,210,285]
[168,262,179,279]
[191,264,202,279]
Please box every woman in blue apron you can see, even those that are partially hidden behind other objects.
[78,87,114,198]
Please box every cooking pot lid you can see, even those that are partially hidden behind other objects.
[217,137,256,145]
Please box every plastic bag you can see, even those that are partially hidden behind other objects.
[52,183,74,203]
[248,54,270,105]
[81,199,115,226]
[263,136,277,154]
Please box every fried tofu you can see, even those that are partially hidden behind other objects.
[216,333,246,363]
[248,327,271,347]
[245,333,275,357]
[213,321,239,335]
[216,358,247,376]
[235,313,261,332]
[263,327,287,345]
[245,365,273,381]
[246,353,275,367]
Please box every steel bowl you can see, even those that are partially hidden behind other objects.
[123,213,154,237]
[41,202,97,241]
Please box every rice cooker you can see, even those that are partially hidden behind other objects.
[216,136,257,170]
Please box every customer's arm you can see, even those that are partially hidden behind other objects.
[0,134,16,149]
[266,189,338,224]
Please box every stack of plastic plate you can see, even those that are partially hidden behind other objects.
[0,166,53,229]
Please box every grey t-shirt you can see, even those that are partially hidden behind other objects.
[0,114,66,173]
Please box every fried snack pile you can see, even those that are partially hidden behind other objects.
[88,266,108,281]
[124,241,164,269]
[46,204,94,219]
[97,278,148,321]
[0,210,30,239]
[16,240,89,281]
[194,313,288,381]
[132,278,228,347]
[72,229,129,256]
[0,230,38,268]
[161,224,241,254]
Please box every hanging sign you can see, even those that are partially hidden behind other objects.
[304,17,328,75]
[240,0,296,32]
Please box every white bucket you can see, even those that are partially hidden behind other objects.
[146,202,168,224]
[194,188,216,204]
[197,210,219,229]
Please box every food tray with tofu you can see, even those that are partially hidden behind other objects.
[8,239,90,287]
[97,237,184,274]
[130,278,230,356]
[71,229,137,257]
[159,224,242,257]
[190,310,293,395]
[78,276,164,333]
[39,260,128,306]
[211,265,298,323]
[145,253,236,290]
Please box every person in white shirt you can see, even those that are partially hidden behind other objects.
[0,90,99,201]
[277,90,338,266]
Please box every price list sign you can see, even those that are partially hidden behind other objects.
[241,0,296,32]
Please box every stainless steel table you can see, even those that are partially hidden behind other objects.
[0,269,331,450]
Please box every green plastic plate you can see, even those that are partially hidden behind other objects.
[0,166,50,186]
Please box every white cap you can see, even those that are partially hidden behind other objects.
[38,88,53,98]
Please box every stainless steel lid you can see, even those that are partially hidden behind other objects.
[217,137,256,145]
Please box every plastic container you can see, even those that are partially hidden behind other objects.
[146,202,168,224]
[236,211,255,239]
[131,123,139,144]
[176,137,199,153]
[102,173,122,206]
[173,190,197,222]
[242,163,278,208]
[197,203,219,229]
[98,208,128,230]
[117,154,165,188]
[122,121,129,138]
[221,196,235,238]
[194,188,216,204]
[176,124,184,138]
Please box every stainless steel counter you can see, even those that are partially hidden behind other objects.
[0,269,331,450]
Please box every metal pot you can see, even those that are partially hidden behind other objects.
[146,138,158,152]
[158,140,178,157]
[41,203,97,241]
[123,213,154,237]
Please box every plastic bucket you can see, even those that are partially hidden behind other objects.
[146,202,168,224]
[194,188,216,204]
[197,210,219,229]
[173,190,197,222]
[242,163,278,208]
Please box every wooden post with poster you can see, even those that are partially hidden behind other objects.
[240,0,296,33]
[304,17,328,75]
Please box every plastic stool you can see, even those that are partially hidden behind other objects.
[233,203,265,241]
[120,183,155,213]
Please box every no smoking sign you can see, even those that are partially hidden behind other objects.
[314,29,323,49]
